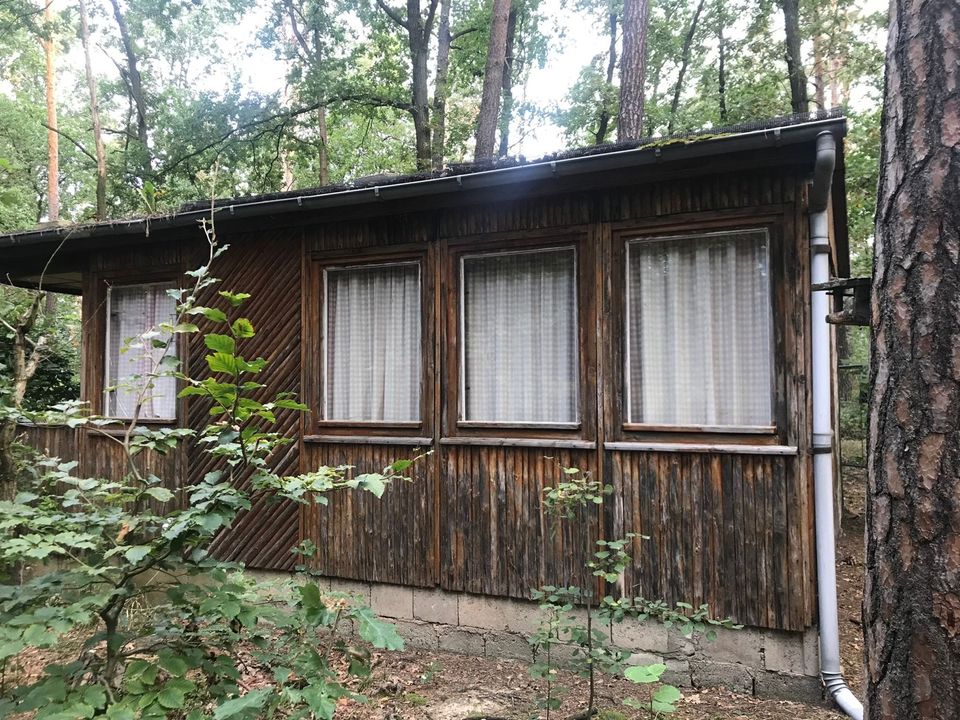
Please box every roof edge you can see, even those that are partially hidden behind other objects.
[1,115,847,249]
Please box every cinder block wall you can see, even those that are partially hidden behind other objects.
[300,576,825,705]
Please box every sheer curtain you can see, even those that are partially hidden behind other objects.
[325,263,421,422]
[105,283,178,419]
[462,248,578,423]
[627,230,772,426]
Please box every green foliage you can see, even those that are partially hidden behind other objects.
[0,234,415,718]
[530,465,740,718]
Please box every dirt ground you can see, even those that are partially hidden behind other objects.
[4,469,868,720]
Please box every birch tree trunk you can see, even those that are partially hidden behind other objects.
[79,0,107,219]
[866,1,960,717]
[473,0,512,161]
[618,0,650,141]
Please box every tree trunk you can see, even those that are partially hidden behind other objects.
[496,8,518,158]
[317,106,329,186]
[474,0,512,161]
[42,0,59,223]
[618,0,650,141]
[431,0,452,169]
[79,0,107,220]
[779,0,808,114]
[109,0,150,171]
[407,0,434,170]
[717,19,727,122]
[667,0,706,134]
[595,11,618,145]
[866,1,960,717]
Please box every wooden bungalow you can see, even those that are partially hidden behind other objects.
[2,111,857,705]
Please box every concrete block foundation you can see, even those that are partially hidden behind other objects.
[324,577,824,704]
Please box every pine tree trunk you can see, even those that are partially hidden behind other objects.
[618,0,650,141]
[42,0,59,222]
[717,20,727,122]
[866,1,960,717]
[431,0,452,169]
[79,0,107,220]
[780,0,808,114]
[474,0,512,161]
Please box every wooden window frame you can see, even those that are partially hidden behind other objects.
[303,245,435,440]
[606,214,790,446]
[441,229,596,442]
[86,266,184,425]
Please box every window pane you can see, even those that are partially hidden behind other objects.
[325,263,421,422]
[105,283,178,420]
[626,230,772,426]
[462,248,578,423]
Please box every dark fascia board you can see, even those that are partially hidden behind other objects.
[1,116,847,251]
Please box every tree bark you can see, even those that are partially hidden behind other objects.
[496,8,518,159]
[109,0,150,171]
[866,1,960,717]
[779,0,808,114]
[79,0,107,220]
[431,0,452,169]
[717,18,727,122]
[42,0,59,222]
[594,11,618,145]
[473,0,512,161]
[618,0,650,141]
[667,0,706,134]
[377,0,438,170]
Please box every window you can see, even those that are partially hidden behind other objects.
[104,282,178,420]
[461,247,578,424]
[324,262,421,422]
[625,229,772,428]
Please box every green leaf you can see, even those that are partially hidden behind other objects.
[624,663,667,684]
[651,684,682,713]
[205,334,236,354]
[354,473,386,498]
[187,306,228,323]
[212,689,272,719]
[158,652,189,677]
[219,290,251,307]
[157,686,186,710]
[124,545,153,564]
[230,318,254,338]
[355,612,404,650]
[144,487,174,503]
[207,352,239,375]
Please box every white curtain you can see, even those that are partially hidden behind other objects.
[325,263,421,421]
[627,230,772,426]
[462,248,578,423]
[105,284,178,420]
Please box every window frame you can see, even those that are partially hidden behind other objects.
[442,230,596,442]
[304,246,434,439]
[89,267,183,425]
[606,216,788,445]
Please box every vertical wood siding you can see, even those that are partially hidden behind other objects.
[49,164,822,632]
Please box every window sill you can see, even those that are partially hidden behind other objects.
[457,421,581,430]
[622,423,777,434]
[441,436,596,450]
[604,441,797,456]
[304,434,432,446]
[314,421,423,429]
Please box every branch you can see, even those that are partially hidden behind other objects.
[40,122,97,164]
[450,26,478,41]
[424,0,440,37]
[158,95,413,179]
[375,0,407,28]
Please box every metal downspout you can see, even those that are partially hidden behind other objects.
[809,130,863,720]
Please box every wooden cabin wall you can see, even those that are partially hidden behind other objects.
[55,164,818,632]
[297,166,816,632]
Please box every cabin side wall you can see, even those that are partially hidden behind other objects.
[56,165,817,636]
